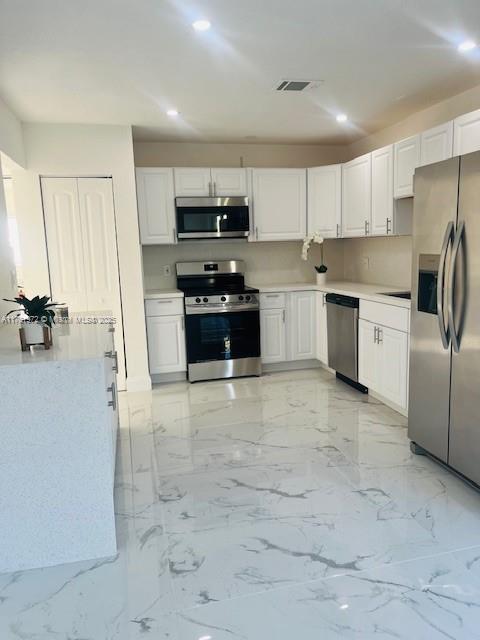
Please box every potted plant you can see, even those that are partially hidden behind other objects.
[3,294,63,350]
[301,231,328,285]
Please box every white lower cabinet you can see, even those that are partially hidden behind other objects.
[260,290,315,364]
[290,291,316,360]
[316,291,328,365]
[358,317,408,410]
[260,307,286,364]
[146,298,186,374]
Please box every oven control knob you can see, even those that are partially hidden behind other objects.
[195,297,201,303]
[221,296,226,302]
[239,295,244,301]
[245,295,251,301]
[203,297,208,303]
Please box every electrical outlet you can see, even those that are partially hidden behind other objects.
[362,256,370,270]
[163,264,171,276]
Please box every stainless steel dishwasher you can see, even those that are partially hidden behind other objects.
[326,293,366,391]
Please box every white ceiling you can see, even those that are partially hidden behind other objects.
[1,0,480,144]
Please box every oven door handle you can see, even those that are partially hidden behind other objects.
[185,304,259,315]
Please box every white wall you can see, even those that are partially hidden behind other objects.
[0,161,17,318]
[0,97,25,167]
[134,141,347,168]
[12,124,151,392]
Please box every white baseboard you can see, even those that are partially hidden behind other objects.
[369,389,408,417]
[125,375,152,393]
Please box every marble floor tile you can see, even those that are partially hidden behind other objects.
[1,369,480,639]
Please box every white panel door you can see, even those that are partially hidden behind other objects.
[371,145,393,236]
[210,168,247,196]
[147,315,186,374]
[307,165,342,238]
[136,168,176,244]
[174,168,212,197]
[420,122,454,166]
[394,135,421,198]
[41,178,88,310]
[77,178,126,389]
[290,291,316,360]
[358,319,379,391]
[316,291,328,365]
[378,325,408,409]
[252,169,307,241]
[453,109,480,156]
[260,308,286,363]
[342,153,372,237]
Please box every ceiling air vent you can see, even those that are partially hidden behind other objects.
[275,79,322,92]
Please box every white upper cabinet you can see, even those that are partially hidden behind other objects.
[420,121,453,166]
[210,168,247,196]
[251,169,307,241]
[371,145,394,236]
[342,153,372,237]
[453,109,480,156]
[394,135,421,198]
[174,167,247,197]
[307,165,342,238]
[136,168,176,245]
[174,168,212,196]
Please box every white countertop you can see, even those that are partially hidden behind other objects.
[144,289,184,300]
[0,319,113,367]
[250,280,411,309]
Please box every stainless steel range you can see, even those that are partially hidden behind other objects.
[176,260,261,382]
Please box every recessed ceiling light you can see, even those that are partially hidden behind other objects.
[458,40,477,52]
[166,109,179,117]
[192,19,211,31]
[336,113,348,123]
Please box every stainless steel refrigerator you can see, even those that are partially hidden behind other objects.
[409,151,480,486]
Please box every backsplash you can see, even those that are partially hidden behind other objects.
[142,236,412,291]
[343,236,412,288]
[142,240,344,290]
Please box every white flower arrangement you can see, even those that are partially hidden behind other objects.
[301,231,327,273]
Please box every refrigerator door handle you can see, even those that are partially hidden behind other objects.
[447,220,465,353]
[437,220,454,349]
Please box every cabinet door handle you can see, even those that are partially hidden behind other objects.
[105,350,118,373]
[107,382,117,411]
[255,226,259,240]
[108,327,115,334]
[374,326,378,343]
[156,299,173,304]
[266,294,280,298]
[282,309,286,323]
[336,223,340,238]
[386,218,391,234]
[377,328,383,344]
[172,227,176,242]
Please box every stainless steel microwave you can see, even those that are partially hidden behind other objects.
[175,196,250,240]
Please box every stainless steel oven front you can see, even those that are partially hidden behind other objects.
[184,294,261,382]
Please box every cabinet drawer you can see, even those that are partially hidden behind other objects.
[360,300,409,333]
[145,298,184,317]
[260,292,286,309]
